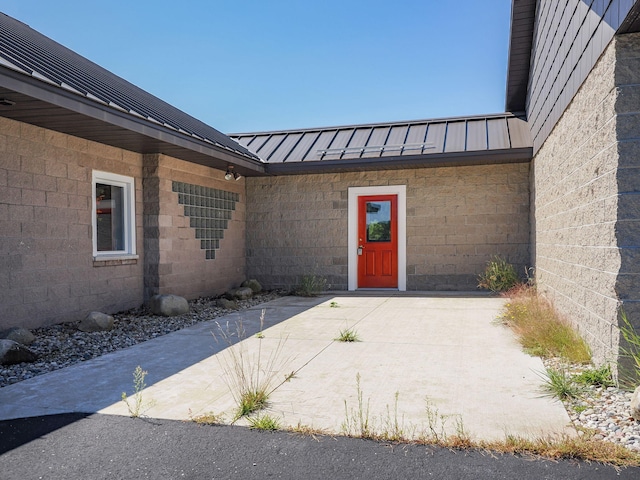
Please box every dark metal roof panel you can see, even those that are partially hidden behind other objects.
[487,118,511,149]
[347,128,372,149]
[444,121,466,153]
[0,12,261,164]
[289,131,321,162]
[231,113,532,172]
[466,119,488,151]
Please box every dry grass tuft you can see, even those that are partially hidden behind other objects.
[499,286,591,364]
[480,433,640,467]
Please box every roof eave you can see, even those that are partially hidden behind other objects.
[505,0,537,113]
[0,68,266,176]
[263,148,533,176]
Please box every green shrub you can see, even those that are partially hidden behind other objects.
[478,256,520,292]
[295,274,327,297]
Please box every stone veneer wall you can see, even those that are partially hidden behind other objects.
[532,33,640,366]
[0,117,144,329]
[245,163,529,291]
[143,154,246,301]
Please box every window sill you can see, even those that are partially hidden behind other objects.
[93,254,139,267]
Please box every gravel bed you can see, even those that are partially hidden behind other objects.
[0,291,284,388]
[542,357,640,452]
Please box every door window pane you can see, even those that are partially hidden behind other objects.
[96,183,124,251]
[366,201,391,242]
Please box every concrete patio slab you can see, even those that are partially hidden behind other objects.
[0,294,575,442]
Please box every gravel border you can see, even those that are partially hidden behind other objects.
[542,358,640,452]
[0,291,284,388]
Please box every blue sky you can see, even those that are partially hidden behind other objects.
[2,1,512,133]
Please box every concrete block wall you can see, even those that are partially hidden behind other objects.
[143,154,246,300]
[0,117,144,329]
[614,33,640,364]
[532,35,630,366]
[245,163,530,291]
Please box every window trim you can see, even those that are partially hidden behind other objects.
[92,170,137,259]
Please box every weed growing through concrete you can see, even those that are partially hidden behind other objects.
[189,409,225,425]
[330,301,339,308]
[121,365,156,418]
[335,326,360,342]
[213,309,297,422]
[247,413,281,430]
[341,373,372,438]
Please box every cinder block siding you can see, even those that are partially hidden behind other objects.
[142,154,246,301]
[614,33,640,358]
[245,164,530,291]
[532,35,637,366]
[0,117,144,329]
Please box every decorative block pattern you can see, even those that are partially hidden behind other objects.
[171,181,239,259]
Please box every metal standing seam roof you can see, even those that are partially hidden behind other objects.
[0,13,262,168]
[230,113,532,174]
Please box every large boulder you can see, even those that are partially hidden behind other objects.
[631,386,640,421]
[0,339,37,365]
[0,327,35,345]
[149,294,189,317]
[241,279,262,294]
[78,312,114,332]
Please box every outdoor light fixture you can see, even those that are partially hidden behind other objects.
[0,98,15,107]
[224,166,242,181]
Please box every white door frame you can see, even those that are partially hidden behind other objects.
[348,185,406,291]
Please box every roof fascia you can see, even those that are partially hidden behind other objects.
[0,68,266,173]
[264,148,533,176]
[505,0,537,113]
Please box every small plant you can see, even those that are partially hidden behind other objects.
[539,368,583,400]
[619,310,640,387]
[573,365,614,387]
[379,392,407,442]
[255,331,265,339]
[212,309,298,422]
[330,301,339,308]
[295,274,327,297]
[189,410,225,425]
[341,373,373,438]
[247,414,281,431]
[478,255,519,292]
[237,389,269,418]
[121,365,156,418]
[335,327,360,342]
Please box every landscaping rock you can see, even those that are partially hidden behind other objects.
[241,279,262,294]
[631,386,640,421]
[229,287,253,300]
[78,312,115,333]
[149,294,189,317]
[0,339,37,365]
[216,298,239,310]
[0,327,35,345]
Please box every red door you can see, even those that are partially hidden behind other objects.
[357,195,398,288]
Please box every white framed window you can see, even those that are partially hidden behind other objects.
[92,170,136,259]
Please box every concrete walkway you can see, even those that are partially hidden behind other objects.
[0,295,574,442]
